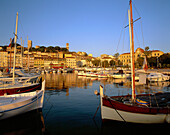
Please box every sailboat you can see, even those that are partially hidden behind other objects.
[100,0,170,124]
[0,12,46,120]
[0,12,43,96]
[0,79,45,120]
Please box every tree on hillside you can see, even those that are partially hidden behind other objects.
[159,53,170,68]
[148,57,157,67]
[46,46,56,52]
[144,46,152,58]
[55,46,61,51]
[114,53,119,58]
[60,48,68,52]
[137,57,144,67]
[109,60,115,67]
[92,59,100,67]
[102,60,109,68]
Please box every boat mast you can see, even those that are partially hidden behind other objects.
[21,37,23,68]
[13,12,18,84]
[129,0,136,101]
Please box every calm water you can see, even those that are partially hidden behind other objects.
[0,73,170,135]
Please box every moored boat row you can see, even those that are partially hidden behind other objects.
[0,12,46,120]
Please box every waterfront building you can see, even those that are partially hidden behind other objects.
[100,56,114,63]
[22,54,34,69]
[65,56,77,68]
[34,57,44,68]
[0,51,8,68]
[119,48,164,66]
[58,52,64,58]
[44,57,66,69]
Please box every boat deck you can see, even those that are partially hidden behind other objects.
[110,92,170,108]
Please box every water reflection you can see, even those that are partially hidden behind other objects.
[0,110,45,135]
[44,73,170,96]
[1,73,169,135]
[43,73,170,134]
[101,120,170,135]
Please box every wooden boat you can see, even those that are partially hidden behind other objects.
[100,85,170,123]
[0,79,45,120]
[100,0,170,124]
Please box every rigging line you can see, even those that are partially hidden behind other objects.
[140,19,145,47]
[134,28,140,48]
[132,1,141,17]
[115,4,129,53]
[19,17,27,42]
[107,97,126,123]
[132,0,145,47]
[122,29,125,53]
[116,28,124,53]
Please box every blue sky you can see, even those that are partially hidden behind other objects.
[0,0,170,57]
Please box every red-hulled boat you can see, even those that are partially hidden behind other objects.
[100,0,170,124]
[0,80,42,96]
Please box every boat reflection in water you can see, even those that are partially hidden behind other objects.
[45,73,170,96]
[43,73,169,134]
[2,73,167,134]
[0,109,45,135]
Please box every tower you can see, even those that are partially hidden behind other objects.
[66,43,69,51]
[28,40,32,49]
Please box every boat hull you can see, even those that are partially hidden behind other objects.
[101,97,170,124]
[102,105,168,124]
[0,83,41,96]
[0,80,45,120]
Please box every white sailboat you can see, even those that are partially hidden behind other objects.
[0,12,46,120]
[0,79,45,120]
[0,12,43,96]
[100,0,170,124]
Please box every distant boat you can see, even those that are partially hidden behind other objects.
[147,73,169,82]
[0,79,45,120]
[97,72,108,78]
[100,0,170,124]
[111,70,130,79]
[78,71,86,76]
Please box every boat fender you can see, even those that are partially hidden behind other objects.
[165,115,170,123]
[94,90,99,95]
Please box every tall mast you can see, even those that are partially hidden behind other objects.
[27,36,29,71]
[129,0,136,101]
[13,12,18,84]
[21,37,23,68]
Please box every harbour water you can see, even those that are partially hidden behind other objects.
[0,73,170,135]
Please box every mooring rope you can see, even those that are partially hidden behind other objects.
[107,97,126,123]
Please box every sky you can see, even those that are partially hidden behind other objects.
[0,0,170,57]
